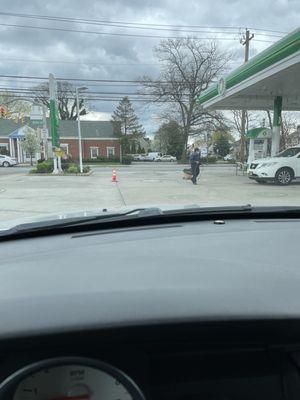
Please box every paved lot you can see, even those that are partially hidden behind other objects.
[0,162,300,223]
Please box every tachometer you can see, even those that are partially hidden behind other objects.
[0,357,145,400]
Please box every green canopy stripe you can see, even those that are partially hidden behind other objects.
[198,28,300,105]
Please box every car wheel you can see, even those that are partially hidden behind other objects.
[2,161,10,167]
[275,167,293,185]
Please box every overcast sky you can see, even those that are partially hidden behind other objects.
[0,0,299,133]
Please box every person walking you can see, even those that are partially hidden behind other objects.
[189,147,201,185]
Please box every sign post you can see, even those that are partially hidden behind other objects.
[49,73,61,173]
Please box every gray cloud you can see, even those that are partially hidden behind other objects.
[0,0,299,132]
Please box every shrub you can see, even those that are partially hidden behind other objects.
[36,160,54,173]
[121,155,132,165]
[82,166,91,173]
[67,164,79,174]
[177,155,189,164]
[200,156,217,164]
[207,156,217,163]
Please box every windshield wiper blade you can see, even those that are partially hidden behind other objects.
[0,207,163,238]
[3,204,300,242]
[163,204,253,215]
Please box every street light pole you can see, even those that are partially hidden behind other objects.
[75,86,87,173]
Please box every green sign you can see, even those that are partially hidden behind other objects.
[31,119,43,127]
[246,127,272,139]
[50,99,59,147]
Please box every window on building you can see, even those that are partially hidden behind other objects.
[90,147,99,159]
[60,144,69,154]
[107,147,115,157]
[0,143,8,155]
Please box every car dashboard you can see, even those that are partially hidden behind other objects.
[1,216,300,399]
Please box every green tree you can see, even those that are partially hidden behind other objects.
[137,143,143,153]
[212,131,234,157]
[120,135,131,155]
[111,97,145,136]
[154,120,185,159]
[131,141,137,154]
[21,128,41,166]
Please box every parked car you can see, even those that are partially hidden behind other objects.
[0,155,18,167]
[155,155,177,162]
[145,152,162,161]
[247,146,300,185]
[132,154,144,161]
[224,154,235,161]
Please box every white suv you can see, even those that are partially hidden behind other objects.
[0,155,18,167]
[248,146,300,185]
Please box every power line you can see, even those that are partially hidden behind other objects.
[0,22,277,43]
[0,87,154,95]
[0,57,161,66]
[0,93,179,103]
[0,11,287,35]
[0,87,193,97]
[0,79,143,87]
[0,73,203,84]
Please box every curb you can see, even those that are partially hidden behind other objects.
[28,171,93,176]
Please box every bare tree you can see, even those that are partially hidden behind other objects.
[140,38,229,158]
[231,110,257,136]
[280,113,297,149]
[31,81,88,120]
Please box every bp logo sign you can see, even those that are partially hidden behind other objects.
[218,78,226,96]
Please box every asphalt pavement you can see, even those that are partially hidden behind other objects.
[0,162,300,223]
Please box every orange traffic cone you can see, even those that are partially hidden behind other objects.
[112,169,118,182]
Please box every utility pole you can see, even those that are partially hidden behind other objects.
[240,29,254,164]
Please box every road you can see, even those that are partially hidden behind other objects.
[0,163,300,223]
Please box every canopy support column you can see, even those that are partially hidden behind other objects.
[271,96,282,156]
[247,138,255,165]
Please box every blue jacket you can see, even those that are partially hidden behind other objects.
[189,150,201,164]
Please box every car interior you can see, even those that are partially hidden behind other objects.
[1,210,300,399]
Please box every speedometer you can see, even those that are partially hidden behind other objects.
[0,357,145,400]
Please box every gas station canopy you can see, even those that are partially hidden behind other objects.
[198,28,300,111]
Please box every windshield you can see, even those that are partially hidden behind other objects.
[275,148,300,157]
[0,2,299,227]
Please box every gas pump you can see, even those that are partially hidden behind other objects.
[247,128,272,165]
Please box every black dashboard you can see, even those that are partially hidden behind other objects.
[1,217,300,399]
[2,322,300,399]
